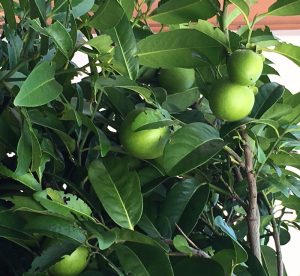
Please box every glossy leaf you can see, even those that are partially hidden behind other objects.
[190,20,229,49]
[150,0,219,24]
[116,242,173,276]
[24,214,86,243]
[0,164,41,191]
[114,229,168,251]
[14,62,63,107]
[88,0,124,30]
[88,158,143,230]
[156,179,204,235]
[250,82,285,118]
[137,29,225,68]
[173,235,194,255]
[266,0,300,16]
[106,15,139,80]
[178,184,209,235]
[46,21,73,58]
[162,87,201,113]
[163,122,225,176]
[273,42,300,67]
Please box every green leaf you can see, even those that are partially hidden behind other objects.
[173,257,224,276]
[282,195,300,210]
[86,34,114,54]
[250,83,285,118]
[272,42,300,67]
[137,214,162,238]
[261,103,292,120]
[0,0,17,29]
[106,15,139,80]
[119,0,135,19]
[156,179,205,236]
[190,20,229,49]
[98,76,153,104]
[116,242,174,276]
[270,152,300,169]
[1,195,44,211]
[115,245,150,276]
[178,184,209,235]
[88,158,143,230]
[24,213,86,243]
[88,0,124,30]
[71,0,95,17]
[228,0,250,27]
[137,29,225,68]
[266,0,300,16]
[114,229,168,251]
[29,239,79,273]
[212,249,236,275]
[220,118,279,138]
[33,188,93,220]
[28,109,76,154]
[261,245,287,276]
[46,21,73,58]
[84,221,116,250]
[0,163,41,191]
[15,122,32,175]
[214,216,248,264]
[150,0,219,24]
[14,62,63,107]
[30,128,42,172]
[51,0,95,18]
[163,122,225,176]
[162,87,201,113]
[173,235,194,255]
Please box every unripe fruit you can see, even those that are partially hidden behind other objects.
[209,80,255,122]
[159,68,195,93]
[119,108,169,160]
[227,49,264,86]
[49,246,89,276]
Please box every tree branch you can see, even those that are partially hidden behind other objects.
[262,193,283,276]
[240,128,261,263]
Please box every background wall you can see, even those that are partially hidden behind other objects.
[265,30,300,276]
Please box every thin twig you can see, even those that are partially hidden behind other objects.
[240,127,261,263]
[224,145,245,168]
[262,192,283,276]
[175,223,199,250]
[175,223,211,258]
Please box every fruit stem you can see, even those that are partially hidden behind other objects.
[240,127,261,263]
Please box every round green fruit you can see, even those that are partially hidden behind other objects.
[119,108,169,160]
[227,49,264,85]
[159,68,195,93]
[49,246,89,276]
[209,80,255,122]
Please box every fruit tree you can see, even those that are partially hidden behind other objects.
[0,0,300,275]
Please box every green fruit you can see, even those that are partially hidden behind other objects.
[119,108,169,159]
[227,49,264,85]
[209,80,255,122]
[49,246,89,276]
[159,68,195,93]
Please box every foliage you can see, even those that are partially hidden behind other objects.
[0,0,300,275]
